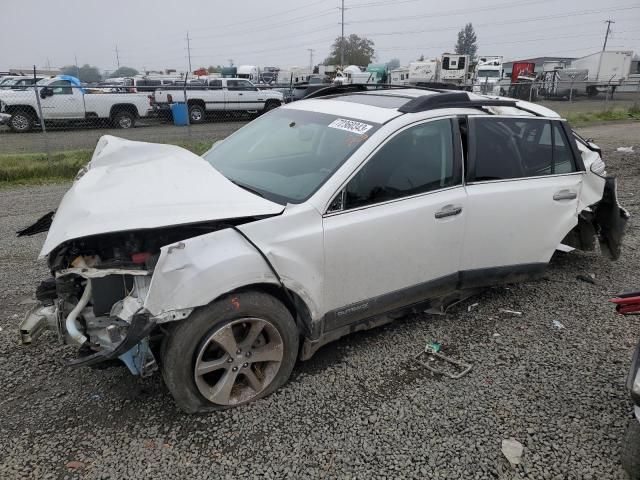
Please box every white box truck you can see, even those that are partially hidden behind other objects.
[570,50,633,95]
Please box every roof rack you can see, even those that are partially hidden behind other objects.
[303,83,446,100]
[398,91,518,113]
[302,84,543,117]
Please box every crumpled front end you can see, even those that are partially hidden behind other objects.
[20,255,163,377]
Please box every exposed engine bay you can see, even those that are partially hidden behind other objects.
[20,218,260,376]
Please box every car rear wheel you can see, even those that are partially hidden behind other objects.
[188,104,205,124]
[162,291,299,413]
[9,110,34,133]
[112,110,136,129]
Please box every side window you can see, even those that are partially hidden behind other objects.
[227,80,239,90]
[344,119,456,210]
[209,79,222,89]
[49,80,72,95]
[239,80,254,90]
[471,118,576,182]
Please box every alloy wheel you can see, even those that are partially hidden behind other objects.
[194,317,284,406]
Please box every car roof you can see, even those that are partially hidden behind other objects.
[283,87,560,123]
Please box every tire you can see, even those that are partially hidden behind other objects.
[262,100,281,114]
[162,291,299,413]
[112,109,136,129]
[623,418,640,480]
[188,104,205,124]
[9,110,34,133]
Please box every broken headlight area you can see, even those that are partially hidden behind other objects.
[21,257,159,377]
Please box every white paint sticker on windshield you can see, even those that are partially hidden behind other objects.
[328,118,373,135]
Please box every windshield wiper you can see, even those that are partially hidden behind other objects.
[230,180,264,198]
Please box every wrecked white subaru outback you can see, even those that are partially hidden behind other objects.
[19,86,628,412]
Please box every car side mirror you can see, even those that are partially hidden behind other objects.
[40,87,53,99]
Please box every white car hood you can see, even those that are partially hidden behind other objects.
[40,135,284,257]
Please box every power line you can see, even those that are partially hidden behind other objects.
[349,0,556,24]
[188,0,328,32]
[361,5,639,37]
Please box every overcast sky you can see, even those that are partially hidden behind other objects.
[1,0,638,74]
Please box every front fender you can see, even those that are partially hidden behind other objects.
[144,225,321,321]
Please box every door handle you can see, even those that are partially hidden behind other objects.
[238,93,243,96]
[435,205,463,219]
[553,190,577,201]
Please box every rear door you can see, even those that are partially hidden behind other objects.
[225,80,252,110]
[322,118,467,329]
[461,116,584,285]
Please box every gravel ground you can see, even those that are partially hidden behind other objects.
[0,122,638,479]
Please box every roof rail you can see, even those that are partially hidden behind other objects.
[303,83,450,100]
[303,84,369,99]
[398,91,518,113]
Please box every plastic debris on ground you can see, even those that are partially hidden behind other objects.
[425,341,442,353]
[616,146,634,153]
[415,340,472,379]
[552,320,566,329]
[499,308,523,316]
[501,438,524,466]
[467,302,479,312]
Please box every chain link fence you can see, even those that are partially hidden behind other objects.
[1,77,638,160]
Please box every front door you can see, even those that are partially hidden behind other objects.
[322,118,467,331]
[40,80,84,119]
[461,116,584,283]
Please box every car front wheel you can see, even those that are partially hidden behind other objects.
[162,291,299,413]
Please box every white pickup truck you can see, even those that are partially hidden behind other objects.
[153,78,284,123]
[0,76,152,132]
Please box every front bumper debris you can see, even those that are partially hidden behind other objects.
[65,312,157,372]
[20,305,58,345]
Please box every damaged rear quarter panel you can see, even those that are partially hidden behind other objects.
[144,204,324,322]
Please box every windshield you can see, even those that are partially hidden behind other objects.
[477,70,500,78]
[203,108,380,204]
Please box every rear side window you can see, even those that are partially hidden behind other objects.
[345,119,457,209]
[470,117,577,182]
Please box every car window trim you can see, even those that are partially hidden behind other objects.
[324,184,464,217]
[466,116,584,184]
[323,115,463,216]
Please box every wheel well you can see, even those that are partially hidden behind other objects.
[187,99,205,109]
[5,105,38,118]
[110,104,138,119]
[265,99,280,106]
[226,283,313,338]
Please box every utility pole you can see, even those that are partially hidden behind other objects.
[228,59,234,67]
[308,48,315,71]
[596,19,615,81]
[74,54,80,78]
[186,32,193,75]
[115,45,120,69]
[340,0,345,67]
[602,19,615,51]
